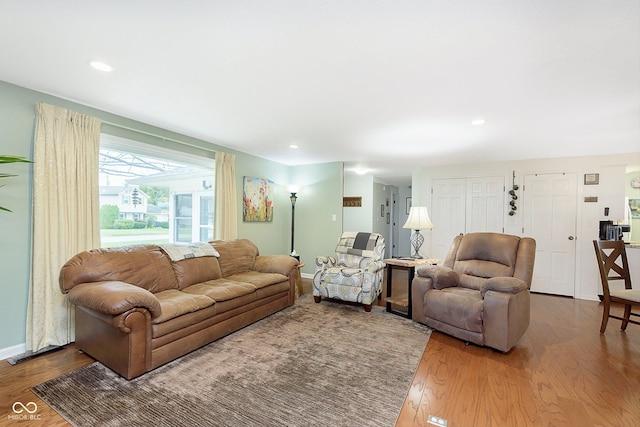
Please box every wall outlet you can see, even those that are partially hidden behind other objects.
[331,214,336,221]
[427,415,448,426]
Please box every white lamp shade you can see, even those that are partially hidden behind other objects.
[403,206,434,230]
[287,184,301,194]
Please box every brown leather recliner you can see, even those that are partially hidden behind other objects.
[411,232,536,352]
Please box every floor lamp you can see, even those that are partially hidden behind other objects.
[402,206,434,258]
[289,186,299,260]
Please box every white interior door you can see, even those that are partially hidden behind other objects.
[466,176,504,233]
[523,173,578,296]
[431,178,466,262]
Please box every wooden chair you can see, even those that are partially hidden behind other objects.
[593,240,640,333]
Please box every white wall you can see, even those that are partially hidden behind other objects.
[397,185,413,257]
[372,182,392,258]
[626,170,640,241]
[414,152,638,301]
[343,174,374,231]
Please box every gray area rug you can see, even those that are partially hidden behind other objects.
[32,296,431,427]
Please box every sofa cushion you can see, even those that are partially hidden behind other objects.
[182,279,256,302]
[226,271,289,289]
[210,239,259,276]
[152,290,215,324]
[170,257,223,290]
[423,288,484,333]
[60,244,179,294]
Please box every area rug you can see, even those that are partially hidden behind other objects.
[32,296,431,427]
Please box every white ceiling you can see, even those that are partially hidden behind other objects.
[1,1,638,185]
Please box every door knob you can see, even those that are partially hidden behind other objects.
[568,236,575,240]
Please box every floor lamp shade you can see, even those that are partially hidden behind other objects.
[402,206,434,258]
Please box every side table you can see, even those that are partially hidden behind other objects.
[295,262,305,297]
[384,257,438,318]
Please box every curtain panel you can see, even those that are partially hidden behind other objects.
[214,152,238,240]
[26,103,101,351]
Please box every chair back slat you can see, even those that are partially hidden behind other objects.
[593,239,640,333]
[593,240,632,295]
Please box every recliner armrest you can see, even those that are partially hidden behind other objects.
[480,276,528,298]
[416,265,459,289]
[315,256,337,270]
[67,281,162,319]
[364,259,385,273]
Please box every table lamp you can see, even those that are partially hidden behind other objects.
[402,206,434,258]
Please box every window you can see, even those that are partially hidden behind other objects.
[99,135,215,248]
[174,194,193,243]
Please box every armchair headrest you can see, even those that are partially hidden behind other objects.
[456,233,520,267]
[444,232,536,289]
[336,232,384,258]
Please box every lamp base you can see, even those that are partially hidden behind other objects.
[410,229,424,258]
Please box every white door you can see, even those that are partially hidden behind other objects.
[431,177,505,263]
[431,178,467,263]
[523,173,578,296]
[466,177,504,233]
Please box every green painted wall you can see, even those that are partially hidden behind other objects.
[234,152,291,255]
[0,82,35,352]
[290,162,344,275]
[0,80,343,351]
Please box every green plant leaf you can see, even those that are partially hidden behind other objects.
[1,155,31,213]
[0,155,32,164]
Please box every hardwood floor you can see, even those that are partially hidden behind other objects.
[0,343,92,426]
[1,279,639,426]
[397,293,640,427]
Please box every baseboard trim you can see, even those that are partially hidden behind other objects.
[0,343,26,361]
[301,272,313,279]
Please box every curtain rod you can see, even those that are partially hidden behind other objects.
[101,120,218,153]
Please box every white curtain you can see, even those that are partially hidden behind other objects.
[214,152,238,240]
[26,103,101,351]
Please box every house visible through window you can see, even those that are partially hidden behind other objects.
[99,135,215,248]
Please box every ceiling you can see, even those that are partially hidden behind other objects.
[1,1,638,185]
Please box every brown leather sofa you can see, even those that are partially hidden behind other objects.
[411,232,536,352]
[59,239,298,379]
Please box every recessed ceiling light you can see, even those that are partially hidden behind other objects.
[354,168,368,175]
[89,60,114,72]
[289,144,299,149]
[471,119,485,125]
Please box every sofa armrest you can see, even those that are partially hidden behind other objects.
[67,281,162,319]
[253,255,299,277]
[480,276,528,298]
[416,265,459,290]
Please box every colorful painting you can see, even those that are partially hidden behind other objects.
[243,176,274,222]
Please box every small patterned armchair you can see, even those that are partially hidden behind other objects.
[313,232,386,311]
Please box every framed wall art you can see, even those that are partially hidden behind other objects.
[243,176,274,222]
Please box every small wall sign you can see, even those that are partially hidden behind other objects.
[584,173,599,185]
[343,196,362,207]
